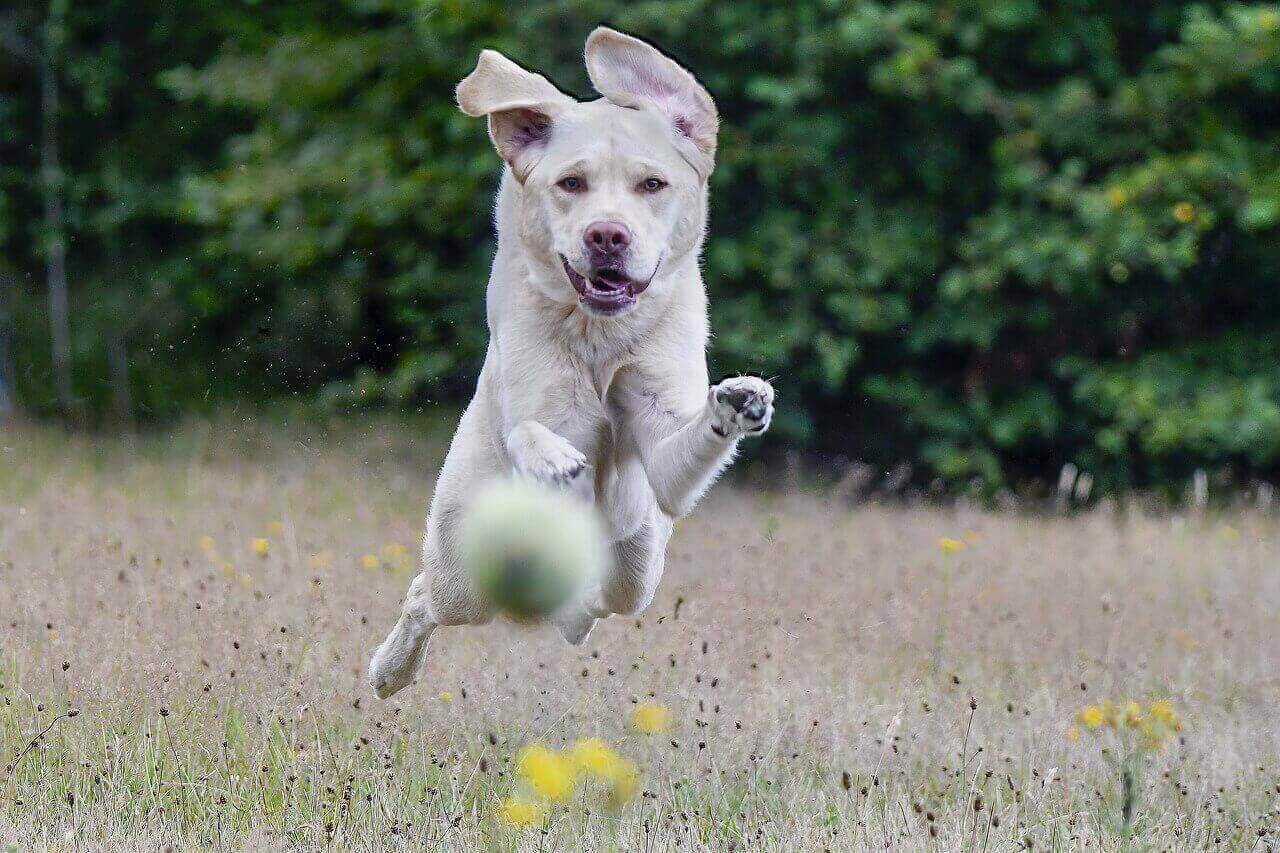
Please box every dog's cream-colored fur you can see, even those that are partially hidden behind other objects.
[368,28,774,698]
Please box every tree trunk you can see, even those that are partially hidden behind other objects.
[0,273,13,418]
[107,331,131,422]
[41,2,71,413]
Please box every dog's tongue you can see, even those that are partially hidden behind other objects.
[593,270,628,292]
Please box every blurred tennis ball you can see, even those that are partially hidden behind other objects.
[459,480,607,621]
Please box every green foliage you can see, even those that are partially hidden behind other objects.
[2,0,1280,493]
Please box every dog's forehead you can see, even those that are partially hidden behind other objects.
[546,99,683,166]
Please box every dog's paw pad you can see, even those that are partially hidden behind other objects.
[709,376,774,438]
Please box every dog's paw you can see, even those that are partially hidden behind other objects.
[708,376,774,438]
[511,428,589,487]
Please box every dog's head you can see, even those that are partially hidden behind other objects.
[457,28,718,318]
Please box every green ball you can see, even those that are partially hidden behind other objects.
[459,480,607,622]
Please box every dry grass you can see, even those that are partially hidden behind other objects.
[2,417,1279,851]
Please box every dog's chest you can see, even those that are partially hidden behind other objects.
[557,357,622,464]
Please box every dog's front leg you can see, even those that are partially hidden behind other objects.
[634,376,774,518]
[505,420,591,498]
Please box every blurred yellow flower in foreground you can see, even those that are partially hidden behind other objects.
[503,738,640,819]
[359,554,380,570]
[517,744,576,802]
[1172,201,1195,223]
[497,797,543,827]
[938,537,966,554]
[267,520,284,537]
[569,737,638,804]
[438,691,452,702]
[629,702,670,735]
[570,737,619,775]
[251,538,269,556]
[198,535,215,553]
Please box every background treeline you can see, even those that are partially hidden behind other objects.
[2,0,1279,496]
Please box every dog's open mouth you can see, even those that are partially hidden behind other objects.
[561,257,640,314]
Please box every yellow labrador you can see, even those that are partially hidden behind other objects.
[369,28,774,698]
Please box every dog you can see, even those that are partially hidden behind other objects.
[368,27,774,698]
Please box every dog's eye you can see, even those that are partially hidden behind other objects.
[641,177,667,192]
[558,176,585,192]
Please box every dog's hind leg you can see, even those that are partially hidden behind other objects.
[600,514,672,616]
[368,570,437,699]
[554,513,672,647]
[368,509,491,698]
[554,606,599,645]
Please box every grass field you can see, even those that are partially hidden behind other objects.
[2,418,1279,851]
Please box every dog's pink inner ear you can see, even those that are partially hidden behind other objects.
[508,109,551,148]
[585,29,718,171]
[490,106,559,178]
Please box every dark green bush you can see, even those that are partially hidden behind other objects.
[2,1,1279,493]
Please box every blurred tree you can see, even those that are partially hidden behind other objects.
[1,0,1278,495]
[1,3,73,412]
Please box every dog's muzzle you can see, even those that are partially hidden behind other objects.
[560,256,654,315]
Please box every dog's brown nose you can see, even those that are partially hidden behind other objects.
[584,221,631,257]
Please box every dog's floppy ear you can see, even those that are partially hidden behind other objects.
[584,27,718,177]
[456,50,575,181]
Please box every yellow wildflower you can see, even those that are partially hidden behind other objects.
[1067,726,1080,742]
[221,562,236,577]
[439,691,453,702]
[1172,201,1195,223]
[47,629,59,639]
[1148,699,1181,731]
[381,544,408,559]
[938,537,966,554]
[267,520,284,537]
[198,535,216,553]
[497,797,543,827]
[1076,704,1106,730]
[251,538,269,556]
[516,744,576,802]
[360,554,380,570]
[1122,701,1143,728]
[629,702,670,735]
